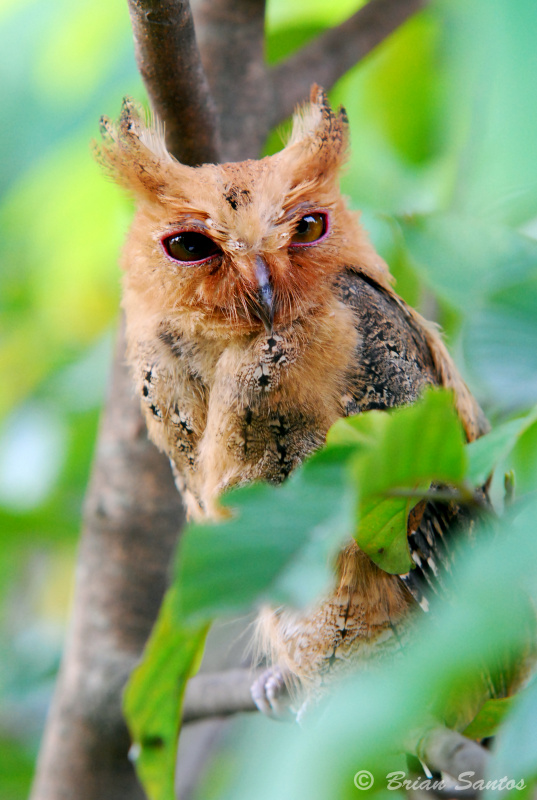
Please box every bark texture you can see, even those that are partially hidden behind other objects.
[127,0,220,163]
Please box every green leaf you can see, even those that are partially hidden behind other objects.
[463,697,513,740]
[200,497,537,800]
[123,590,208,800]
[0,736,35,800]
[511,418,537,496]
[398,214,537,314]
[487,677,537,793]
[174,448,352,623]
[466,407,537,486]
[463,305,537,411]
[357,495,413,574]
[345,389,467,573]
[445,0,537,227]
[350,389,466,497]
[396,213,537,412]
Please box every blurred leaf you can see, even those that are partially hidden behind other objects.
[466,407,537,486]
[0,0,139,193]
[463,307,537,411]
[174,449,351,623]
[0,403,67,512]
[266,0,363,31]
[363,13,443,165]
[447,0,537,226]
[123,590,208,800]
[0,404,101,544]
[201,497,537,800]
[487,677,537,793]
[0,142,124,417]
[0,737,35,800]
[511,419,537,496]
[34,0,131,101]
[397,213,537,313]
[397,213,537,410]
[361,211,423,310]
[463,697,513,740]
[265,24,323,65]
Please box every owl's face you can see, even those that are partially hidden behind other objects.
[96,87,391,337]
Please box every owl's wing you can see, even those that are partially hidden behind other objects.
[400,491,485,612]
[336,268,517,699]
[335,269,488,610]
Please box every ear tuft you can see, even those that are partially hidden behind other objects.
[93,98,174,197]
[284,84,349,174]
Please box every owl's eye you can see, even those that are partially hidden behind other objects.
[290,212,328,246]
[162,231,221,263]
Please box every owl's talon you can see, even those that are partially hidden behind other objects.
[251,666,294,721]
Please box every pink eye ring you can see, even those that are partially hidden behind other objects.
[162,231,221,263]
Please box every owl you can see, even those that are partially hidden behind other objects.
[96,86,492,718]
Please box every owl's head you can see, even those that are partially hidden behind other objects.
[96,85,391,337]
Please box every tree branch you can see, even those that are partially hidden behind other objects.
[418,726,489,782]
[182,674,490,800]
[270,0,427,126]
[183,671,491,793]
[182,669,260,722]
[127,0,220,164]
[191,0,270,161]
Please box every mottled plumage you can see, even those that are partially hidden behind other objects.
[96,86,494,719]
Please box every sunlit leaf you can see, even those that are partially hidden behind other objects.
[0,737,36,800]
[123,590,208,800]
[356,494,412,573]
[511,419,537,496]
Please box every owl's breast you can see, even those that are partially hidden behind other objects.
[195,305,358,506]
[129,302,358,517]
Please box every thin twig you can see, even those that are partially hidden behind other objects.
[127,0,220,164]
[270,0,427,126]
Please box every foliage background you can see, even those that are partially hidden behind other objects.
[1,0,537,797]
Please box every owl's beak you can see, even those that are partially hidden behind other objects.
[251,255,274,333]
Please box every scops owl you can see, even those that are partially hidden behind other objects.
[96,86,491,717]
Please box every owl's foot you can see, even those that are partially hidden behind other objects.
[250,666,295,721]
